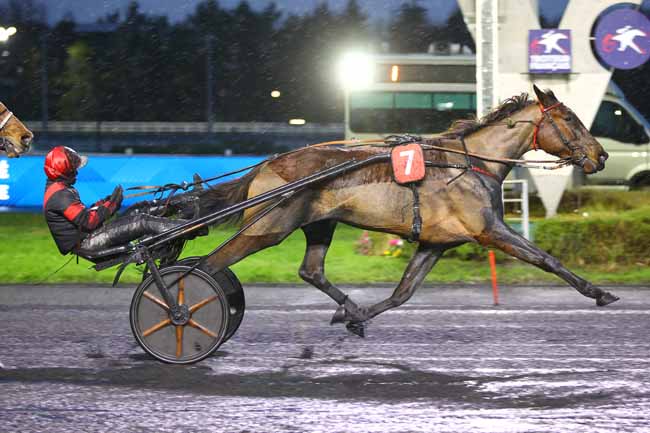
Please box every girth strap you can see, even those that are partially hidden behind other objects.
[407,183,422,243]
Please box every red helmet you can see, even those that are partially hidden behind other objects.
[44,146,88,180]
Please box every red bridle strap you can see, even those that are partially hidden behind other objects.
[531,102,563,151]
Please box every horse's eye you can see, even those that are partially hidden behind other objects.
[564,116,573,122]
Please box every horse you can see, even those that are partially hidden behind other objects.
[194,85,617,335]
[0,102,33,158]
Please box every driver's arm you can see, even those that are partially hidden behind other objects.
[57,189,119,231]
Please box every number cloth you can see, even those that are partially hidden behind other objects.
[391,143,425,184]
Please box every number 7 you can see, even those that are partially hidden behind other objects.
[399,149,415,175]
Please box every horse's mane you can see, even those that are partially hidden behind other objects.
[441,93,535,138]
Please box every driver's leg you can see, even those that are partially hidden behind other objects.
[78,214,188,252]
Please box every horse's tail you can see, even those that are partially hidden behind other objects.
[198,165,261,226]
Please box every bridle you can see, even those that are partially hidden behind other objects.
[531,101,587,167]
[0,109,15,153]
[0,110,13,130]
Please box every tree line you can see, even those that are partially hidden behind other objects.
[0,0,473,123]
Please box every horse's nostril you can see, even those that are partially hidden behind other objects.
[21,134,32,145]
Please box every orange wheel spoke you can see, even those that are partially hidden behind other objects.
[142,291,169,311]
[175,325,184,358]
[177,278,185,305]
[142,318,172,337]
[189,295,218,313]
[188,319,217,338]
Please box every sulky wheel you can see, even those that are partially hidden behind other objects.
[175,257,245,343]
[130,266,230,364]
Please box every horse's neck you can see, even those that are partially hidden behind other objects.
[465,104,538,180]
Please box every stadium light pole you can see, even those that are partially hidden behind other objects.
[475,0,499,117]
[205,34,215,134]
[41,31,49,134]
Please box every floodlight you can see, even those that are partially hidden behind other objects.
[337,52,374,90]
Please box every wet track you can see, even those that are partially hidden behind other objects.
[1,284,649,432]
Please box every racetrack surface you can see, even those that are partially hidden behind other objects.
[1,284,649,433]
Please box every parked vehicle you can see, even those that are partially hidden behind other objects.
[585,82,650,189]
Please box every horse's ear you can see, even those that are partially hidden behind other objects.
[546,89,559,104]
[533,84,558,107]
[533,84,546,103]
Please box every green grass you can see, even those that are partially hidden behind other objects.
[2,213,649,285]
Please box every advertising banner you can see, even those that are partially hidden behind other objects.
[0,155,265,210]
[594,8,650,70]
[528,29,572,74]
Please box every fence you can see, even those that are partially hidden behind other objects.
[502,179,530,240]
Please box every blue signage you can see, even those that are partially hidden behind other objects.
[528,29,572,74]
[0,155,266,210]
[595,9,650,70]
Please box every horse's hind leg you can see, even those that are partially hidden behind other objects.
[479,217,619,306]
[201,204,303,275]
[299,220,367,330]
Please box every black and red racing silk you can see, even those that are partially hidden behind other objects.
[43,180,117,254]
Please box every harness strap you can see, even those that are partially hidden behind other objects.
[471,166,498,180]
[408,183,422,243]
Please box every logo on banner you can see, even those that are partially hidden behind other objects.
[0,160,8,201]
[529,30,572,73]
[595,9,650,70]
[0,160,9,179]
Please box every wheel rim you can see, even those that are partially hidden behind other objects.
[130,266,229,364]
[175,257,245,343]
[213,268,245,342]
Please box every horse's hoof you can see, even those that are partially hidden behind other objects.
[596,292,619,307]
[330,306,346,325]
[346,322,366,338]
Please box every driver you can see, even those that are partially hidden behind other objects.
[43,146,188,257]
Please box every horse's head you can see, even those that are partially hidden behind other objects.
[0,102,33,158]
[532,85,607,174]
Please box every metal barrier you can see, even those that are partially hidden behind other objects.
[501,179,530,240]
[25,121,345,135]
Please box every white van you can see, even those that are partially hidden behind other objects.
[585,82,650,189]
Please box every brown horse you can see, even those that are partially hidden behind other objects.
[197,85,618,335]
[0,102,33,157]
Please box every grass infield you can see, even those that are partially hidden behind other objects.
[1,213,648,285]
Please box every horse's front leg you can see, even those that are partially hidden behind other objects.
[332,244,444,332]
[300,220,367,334]
[478,215,619,306]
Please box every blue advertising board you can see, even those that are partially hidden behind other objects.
[528,29,572,74]
[594,8,650,70]
[0,155,266,210]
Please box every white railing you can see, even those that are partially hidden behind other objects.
[502,179,530,240]
[24,121,345,135]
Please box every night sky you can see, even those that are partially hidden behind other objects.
[1,0,575,27]
[43,0,460,24]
